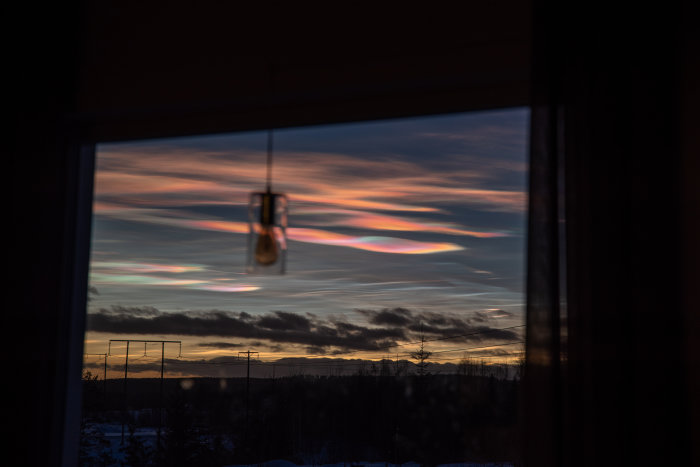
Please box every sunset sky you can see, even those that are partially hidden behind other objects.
[83,107,529,378]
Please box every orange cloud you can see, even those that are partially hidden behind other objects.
[186,220,249,234]
[293,208,508,238]
[94,205,463,254]
[95,148,525,213]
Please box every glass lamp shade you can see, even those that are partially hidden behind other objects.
[247,191,288,274]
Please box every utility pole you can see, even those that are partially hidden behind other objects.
[238,349,258,445]
[159,341,165,449]
[122,341,129,445]
[109,339,182,446]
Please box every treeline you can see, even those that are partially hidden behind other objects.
[80,369,521,465]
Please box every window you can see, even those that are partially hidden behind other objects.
[81,108,529,465]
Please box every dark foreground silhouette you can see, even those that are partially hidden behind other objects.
[80,371,520,466]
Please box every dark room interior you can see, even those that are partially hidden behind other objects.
[8,2,698,465]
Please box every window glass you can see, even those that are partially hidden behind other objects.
[81,108,529,466]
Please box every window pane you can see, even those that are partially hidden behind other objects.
[81,108,529,466]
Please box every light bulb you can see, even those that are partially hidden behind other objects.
[254,192,279,266]
[247,190,287,274]
[255,225,278,265]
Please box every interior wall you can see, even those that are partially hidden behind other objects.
[74,2,531,142]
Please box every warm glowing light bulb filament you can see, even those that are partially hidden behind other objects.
[255,192,279,265]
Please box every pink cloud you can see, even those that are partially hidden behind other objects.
[287,228,463,254]
[95,148,525,213]
[293,208,508,238]
[93,205,465,255]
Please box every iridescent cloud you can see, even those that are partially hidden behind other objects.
[287,228,464,254]
[183,219,465,254]
[90,273,203,287]
[293,208,508,238]
[193,285,261,292]
[90,273,260,293]
[88,261,207,285]
[187,219,465,255]
[91,261,204,274]
[95,148,525,213]
[95,205,464,255]
[288,193,437,212]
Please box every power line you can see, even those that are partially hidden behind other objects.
[95,325,525,382]
[436,350,525,362]
[213,324,526,362]
[112,335,523,369]
[95,324,524,370]
[330,324,525,358]
[169,340,524,368]
[417,341,524,356]
[108,339,182,447]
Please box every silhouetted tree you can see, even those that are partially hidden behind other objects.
[409,326,432,376]
[81,370,102,412]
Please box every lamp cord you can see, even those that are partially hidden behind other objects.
[266,63,276,193]
[266,129,273,192]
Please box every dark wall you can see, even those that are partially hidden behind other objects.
[562,20,687,467]
[524,3,698,466]
[75,2,531,142]
[9,2,86,466]
[680,11,700,465]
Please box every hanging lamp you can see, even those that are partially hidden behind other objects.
[246,129,288,274]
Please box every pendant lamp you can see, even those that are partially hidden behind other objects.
[246,130,288,274]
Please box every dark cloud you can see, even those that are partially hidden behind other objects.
[87,305,521,353]
[305,346,328,355]
[104,305,160,317]
[258,311,311,331]
[358,307,412,326]
[88,306,403,351]
[357,307,520,343]
[88,308,256,336]
[471,313,488,323]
